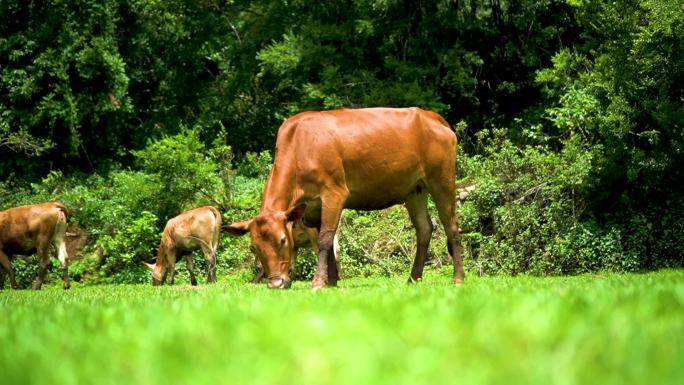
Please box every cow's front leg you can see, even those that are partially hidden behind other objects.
[165,251,177,285]
[326,241,340,287]
[0,250,17,289]
[312,189,347,289]
[168,265,176,285]
[313,229,337,289]
[310,229,341,287]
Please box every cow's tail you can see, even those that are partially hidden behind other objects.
[185,236,212,251]
[52,202,69,267]
[53,202,69,221]
[53,202,68,235]
[208,206,222,254]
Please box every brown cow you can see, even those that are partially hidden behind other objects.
[145,206,222,285]
[226,107,464,289]
[0,202,70,290]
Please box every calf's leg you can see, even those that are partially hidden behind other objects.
[33,252,50,290]
[54,235,70,290]
[0,250,17,289]
[185,253,198,286]
[201,245,217,284]
[33,233,55,290]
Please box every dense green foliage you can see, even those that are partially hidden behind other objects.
[1,271,683,384]
[1,0,683,283]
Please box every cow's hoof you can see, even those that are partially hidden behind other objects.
[311,276,326,290]
[407,277,422,284]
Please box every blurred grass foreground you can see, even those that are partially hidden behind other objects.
[1,270,683,385]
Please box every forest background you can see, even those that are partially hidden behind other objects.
[1,0,682,286]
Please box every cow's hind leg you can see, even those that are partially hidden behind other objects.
[201,244,217,284]
[428,183,465,284]
[33,252,50,290]
[53,230,70,290]
[0,250,17,289]
[185,253,198,286]
[405,185,433,283]
[32,230,56,290]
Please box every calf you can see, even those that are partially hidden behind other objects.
[0,202,70,290]
[145,206,222,285]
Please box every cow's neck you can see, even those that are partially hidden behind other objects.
[260,162,298,212]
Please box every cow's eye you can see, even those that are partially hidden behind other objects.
[249,244,257,253]
[280,235,287,247]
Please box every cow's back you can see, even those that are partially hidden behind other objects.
[0,202,67,254]
[165,206,220,251]
[277,107,455,210]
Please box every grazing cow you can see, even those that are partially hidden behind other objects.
[0,202,70,290]
[225,107,464,289]
[145,206,222,285]
[251,220,340,283]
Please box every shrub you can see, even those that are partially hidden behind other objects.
[95,211,159,284]
[458,128,633,275]
[132,128,226,220]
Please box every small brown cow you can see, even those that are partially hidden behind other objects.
[145,206,222,285]
[226,107,464,289]
[0,202,70,290]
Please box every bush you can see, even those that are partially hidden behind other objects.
[458,128,634,275]
[132,128,227,221]
[95,211,159,284]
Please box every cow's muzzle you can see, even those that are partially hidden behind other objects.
[267,277,292,289]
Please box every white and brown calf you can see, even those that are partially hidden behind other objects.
[145,206,222,285]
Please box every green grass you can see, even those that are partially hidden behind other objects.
[1,270,683,385]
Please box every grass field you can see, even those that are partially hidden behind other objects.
[1,269,683,385]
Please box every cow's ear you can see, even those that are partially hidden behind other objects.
[223,220,251,236]
[286,204,307,222]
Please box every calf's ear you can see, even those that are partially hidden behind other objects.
[223,220,252,236]
[286,204,307,222]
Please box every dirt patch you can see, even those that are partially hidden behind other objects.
[66,224,88,260]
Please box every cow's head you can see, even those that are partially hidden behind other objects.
[225,204,306,289]
[144,261,165,286]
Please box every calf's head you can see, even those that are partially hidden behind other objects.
[225,205,306,289]
[144,261,165,285]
